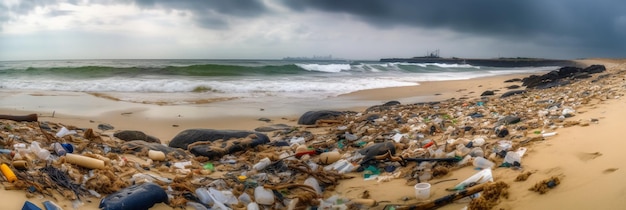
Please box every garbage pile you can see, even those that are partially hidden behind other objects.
[1,64,624,210]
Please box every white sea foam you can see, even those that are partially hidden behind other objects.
[295,63,352,72]
[0,76,418,99]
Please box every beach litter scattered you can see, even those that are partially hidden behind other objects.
[0,63,624,209]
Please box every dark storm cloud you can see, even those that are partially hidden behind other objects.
[133,0,268,29]
[280,0,626,57]
[0,0,268,30]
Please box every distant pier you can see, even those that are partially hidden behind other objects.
[379,57,579,67]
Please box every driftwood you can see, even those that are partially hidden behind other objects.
[390,182,489,210]
[0,114,38,122]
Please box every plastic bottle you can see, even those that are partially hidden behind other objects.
[542,132,557,137]
[304,177,322,195]
[332,159,356,174]
[344,132,358,141]
[469,147,484,158]
[237,192,252,205]
[52,142,67,156]
[504,147,528,165]
[187,202,209,210]
[195,188,213,205]
[1,163,17,182]
[253,157,271,171]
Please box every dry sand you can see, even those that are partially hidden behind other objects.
[1,59,625,209]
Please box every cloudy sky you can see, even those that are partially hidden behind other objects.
[1,0,625,61]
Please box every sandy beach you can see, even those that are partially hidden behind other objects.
[1,59,625,210]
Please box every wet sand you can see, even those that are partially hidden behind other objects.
[1,59,625,209]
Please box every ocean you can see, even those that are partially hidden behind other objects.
[0,59,558,105]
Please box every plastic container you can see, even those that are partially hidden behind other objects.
[1,163,17,182]
[472,137,485,146]
[304,177,322,195]
[414,183,431,200]
[30,141,50,160]
[55,127,77,138]
[254,186,275,205]
[472,157,494,169]
[238,192,252,205]
[99,182,168,210]
[43,201,63,210]
[21,201,42,210]
[247,202,260,210]
[504,147,528,165]
[61,143,74,153]
[12,160,28,169]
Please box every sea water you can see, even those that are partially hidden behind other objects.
[0,59,557,99]
[0,59,557,116]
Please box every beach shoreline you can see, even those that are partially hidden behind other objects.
[1,72,538,142]
[1,58,625,210]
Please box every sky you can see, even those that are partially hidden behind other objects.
[1,0,625,61]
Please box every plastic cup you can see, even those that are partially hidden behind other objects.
[414,183,431,200]
[472,157,495,169]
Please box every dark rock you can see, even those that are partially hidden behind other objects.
[506,85,521,89]
[496,116,521,126]
[258,118,271,122]
[365,114,381,122]
[114,130,160,143]
[39,122,51,131]
[582,65,606,74]
[269,141,290,147]
[98,123,114,131]
[556,66,582,77]
[496,128,509,138]
[359,142,396,165]
[99,183,168,210]
[254,124,292,132]
[168,129,270,159]
[500,90,526,98]
[521,65,604,89]
[592,74,611,83]
[534,80,570,90]
[521,66,580,89]
[121,140,188,158]
[297,110,343,125]
[572,72,591,79]
[382,100,401,106]
[468,112,484,118]
[365,101,401,113]
[169,129,268,149]
[504,78,522,83]
[480,90,495,96]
